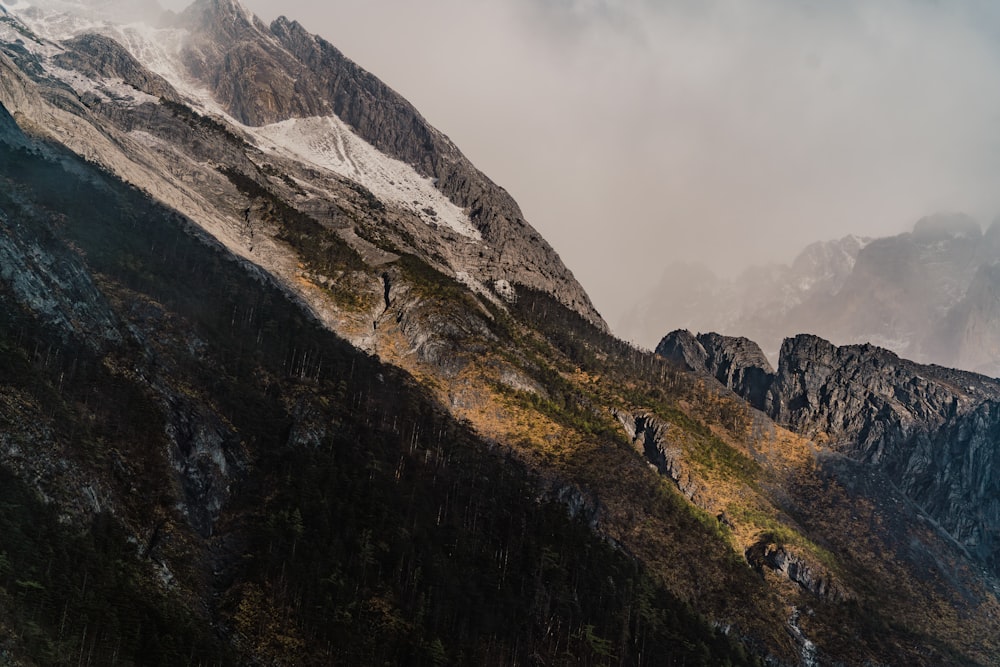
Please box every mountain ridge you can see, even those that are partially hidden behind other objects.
[660,328,1000,573]
[174,0,606,328]
[2,0,605,331]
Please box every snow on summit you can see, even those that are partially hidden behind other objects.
[7,0,481,243]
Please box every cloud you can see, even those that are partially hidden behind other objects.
[162,0,1000,330]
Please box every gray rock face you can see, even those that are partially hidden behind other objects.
[173,0,605,329]
[697,332,774,410]
[766,334,998,447]
[745,536,845,601]
[163,394,241,537]
[656,330,774,409]
[0,48,49,128]
[176,0,326,126]
[771,335,1000,570]
[681,331,1000,572]
[0,204,123,349]
[655,329,708,370]
[613,409,707,506]
[0,91,30,147]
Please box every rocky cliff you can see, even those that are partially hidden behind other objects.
[0,0,603,334]
[53,33,179,100]
[656,330,774,409]
[662,328,1000,572]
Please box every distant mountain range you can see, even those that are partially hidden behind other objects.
[623,212,1000,376]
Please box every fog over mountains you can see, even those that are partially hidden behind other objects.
[623,213,1000,376]
[5,0,1000,665]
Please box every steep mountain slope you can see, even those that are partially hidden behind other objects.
[1,1,999,665]
[0,0,602,336]
[0,112,768,666]
[628,214,1000,375]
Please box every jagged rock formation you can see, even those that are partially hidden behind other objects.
[614,410,698,501]
[613,402,850,609]
[657,330,774,409]
[745,537,845,602]
[654,328,709,370]
[663,329,1000,572]
[768,335,1000,570]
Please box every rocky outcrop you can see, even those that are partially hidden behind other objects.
[656,330,774,409]
[697,332,774,410]
[655,329,709,370]
[613,409,702,503]
[770,336,1000,571]
[745,536,845,601]
[162,393,242,537]
[0,48,48,130]
[0,203,123,349]
[0,91,30,147]
[765,334,1000,448]
[176,0,327,126]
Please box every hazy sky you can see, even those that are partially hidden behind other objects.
[160,0,1000,329]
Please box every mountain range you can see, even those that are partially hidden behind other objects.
[0,1,999,665]
[624,212,1000,376]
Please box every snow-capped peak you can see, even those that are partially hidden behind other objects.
[6,0,483,241]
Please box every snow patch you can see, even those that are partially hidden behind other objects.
[255,116,481,240]
[15,2,101,41]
